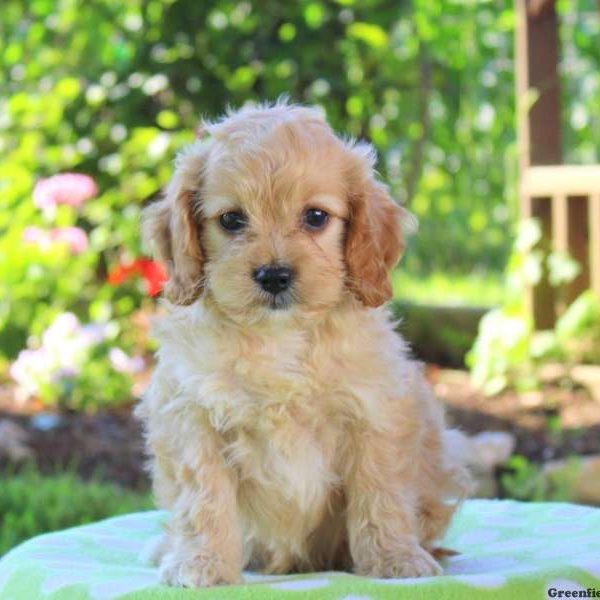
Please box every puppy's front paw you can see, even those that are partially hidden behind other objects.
[159,551,243,588]
[355,542,442,579]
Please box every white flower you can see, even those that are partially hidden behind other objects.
[10,312,111,401]
[109,348,145,375]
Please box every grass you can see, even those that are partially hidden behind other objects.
[392,269,504,307]
[0,466,151,556]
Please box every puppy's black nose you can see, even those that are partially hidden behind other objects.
[253,265,294,295]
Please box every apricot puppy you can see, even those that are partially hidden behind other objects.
[137,102,470,587]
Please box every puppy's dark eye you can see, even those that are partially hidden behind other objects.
[219,211,247,233]
[303,208,329,230]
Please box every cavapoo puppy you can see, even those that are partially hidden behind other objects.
[136,101,470,588]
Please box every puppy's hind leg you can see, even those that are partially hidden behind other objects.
[345,428,442,579]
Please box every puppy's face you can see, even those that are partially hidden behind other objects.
[143,105,412,323]
[200,128,351,320]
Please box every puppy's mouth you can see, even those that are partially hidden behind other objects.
[263,291,294,311]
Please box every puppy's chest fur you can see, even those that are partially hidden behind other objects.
[209,330,345,506]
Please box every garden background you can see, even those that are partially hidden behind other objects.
[1,0,600,556]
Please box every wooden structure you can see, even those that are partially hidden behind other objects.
[516,0,600,328]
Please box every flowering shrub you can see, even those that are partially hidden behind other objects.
[10,312,141,410]
[1,167,163,409]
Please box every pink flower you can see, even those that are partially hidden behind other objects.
[33,173,97,212]
[23,226,89,255]
[23,226,52,249]
[51,227,88,254]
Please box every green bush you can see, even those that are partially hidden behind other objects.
[468,219,600,395]
[0,0,521,362]
[500,454,581,503]
[0,467,151,556]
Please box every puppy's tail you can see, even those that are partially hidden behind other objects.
[441,429,476,501]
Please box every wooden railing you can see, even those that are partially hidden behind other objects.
[521,165,600,328]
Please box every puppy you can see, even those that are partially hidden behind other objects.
[136,102,470,587]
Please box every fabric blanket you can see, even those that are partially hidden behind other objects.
[0,499,599,599]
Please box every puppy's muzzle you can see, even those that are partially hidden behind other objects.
[253,264,295,296]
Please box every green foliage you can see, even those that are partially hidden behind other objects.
[468,219,600,395]
[392,270,503,307]
[0,467,151,556]
[501,455,548,502]
[555,291,600,364]
[501,454,581,502]
[558,0,600,165]
[0,1,520,346]
[69,346,134,410]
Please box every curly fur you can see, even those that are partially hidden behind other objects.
[136,101,471,588]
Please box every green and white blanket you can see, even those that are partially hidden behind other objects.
[0,499,599,599]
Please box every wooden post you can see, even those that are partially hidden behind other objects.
[515,0,562,328]
[564,197,590,306]
[552,195,590,310]
[591,193,600,298]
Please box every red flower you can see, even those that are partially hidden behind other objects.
[108,258,167,296]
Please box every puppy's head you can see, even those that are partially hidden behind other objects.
[143,103,414,322]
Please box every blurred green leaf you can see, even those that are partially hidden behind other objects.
[347,22,389,49]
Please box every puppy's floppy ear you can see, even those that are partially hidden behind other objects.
[142,142,208,305]
[345,144,415,308]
